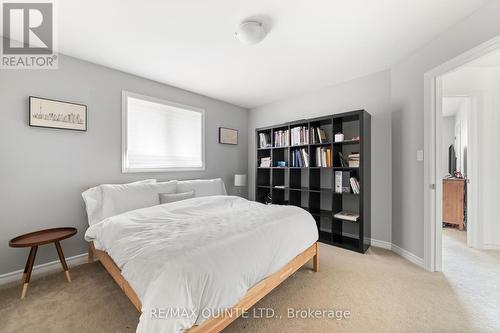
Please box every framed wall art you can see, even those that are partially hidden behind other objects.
[219,127,238,145]
[29,96,87,131]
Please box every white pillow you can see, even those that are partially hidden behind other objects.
[159,190,195,204]
[176,178,227,197]
[100,181,177,222]
[82,179,156,226]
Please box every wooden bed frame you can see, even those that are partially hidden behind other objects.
[88,241,318,333]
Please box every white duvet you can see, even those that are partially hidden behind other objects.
[85,195,318,333]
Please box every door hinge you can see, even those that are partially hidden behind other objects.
[430,184,436,190]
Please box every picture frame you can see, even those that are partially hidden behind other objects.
[219,127,238,145]
[29,96,87,131]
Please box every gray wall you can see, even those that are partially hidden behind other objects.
[391,0,500,259]
[0,51,248,275]
[248,70,392,243]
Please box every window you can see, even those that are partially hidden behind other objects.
[122,91,205,172]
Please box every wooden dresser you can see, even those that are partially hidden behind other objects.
[442,178,465,230]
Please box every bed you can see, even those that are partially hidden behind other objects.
[83,179,319,333]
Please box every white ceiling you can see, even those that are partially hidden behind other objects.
[58,0,488,108]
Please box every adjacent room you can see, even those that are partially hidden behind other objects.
[438,48,500,329]
[1,1,500,332]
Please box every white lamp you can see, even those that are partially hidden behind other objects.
[234,174,247,187]
[234,174,247,197]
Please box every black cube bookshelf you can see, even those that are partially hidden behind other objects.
[255,110,371,253]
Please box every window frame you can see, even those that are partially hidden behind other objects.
[121,90,206,173]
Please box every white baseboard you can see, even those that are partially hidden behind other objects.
[335,233,423,267]
[0,253,88,286]
[370,239,392,250]
[339,231,392,250]
[482,244,500,251]
[391,244,424,268]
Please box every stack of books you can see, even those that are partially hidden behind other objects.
[350,177,360,194]
[273,129,289,147]
[291,126,309,146]
[314,146,332,167]
[291,148,309,167]
[310,127,327,144]
[258,133,271,148]
[260,157,271,167]
[348,153,360,167]
[333,211,359,222]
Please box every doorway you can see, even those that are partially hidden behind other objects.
[441,95,471,246]
[425,40,500,329]
[424,35,500,272]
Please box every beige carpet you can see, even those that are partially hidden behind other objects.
[1,240,499,333]
[442,227,500,332]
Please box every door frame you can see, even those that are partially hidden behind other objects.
[423,35,500,272]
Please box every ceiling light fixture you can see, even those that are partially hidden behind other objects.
[235,21,267,45]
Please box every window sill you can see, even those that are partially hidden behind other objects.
[122,166,206,173]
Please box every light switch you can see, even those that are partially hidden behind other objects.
[417,150,424,161]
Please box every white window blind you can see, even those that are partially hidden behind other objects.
[122,92,204,172]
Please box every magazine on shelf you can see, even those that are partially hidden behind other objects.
[334,211,359,222]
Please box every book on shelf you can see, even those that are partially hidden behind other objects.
[315,146,332,167]
[338,152,349,167]
[259,133,271,148]
[350,177,360,194]
[292,148,309,167]
[334,171,341,193]
[273,129,289,147]
[334,171,351,193]
[334,211,359,222]
[301,149,309,167]
[290,126,309,146]
[260,157,271,167]
[310,127,327,144]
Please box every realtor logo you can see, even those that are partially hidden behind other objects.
[1,0,57,69]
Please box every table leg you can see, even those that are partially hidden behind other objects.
[54,241,71,283]
[22,247,34,283]
[21,246,38,299]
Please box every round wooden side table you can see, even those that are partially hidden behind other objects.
[9,227,77,299]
